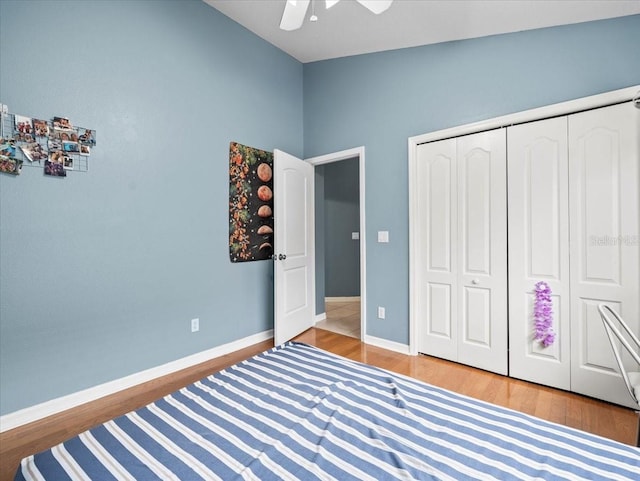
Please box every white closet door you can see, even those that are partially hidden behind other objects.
[457,130,508,375]
[507,117,571,389]
[416,138,458,362]
[416,130,508,375]
[569,102,640,408]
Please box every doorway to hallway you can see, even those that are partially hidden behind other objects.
[316,297,361,338]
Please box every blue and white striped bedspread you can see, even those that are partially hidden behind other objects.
[16,342,640,480]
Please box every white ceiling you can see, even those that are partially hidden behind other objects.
[203,0,640,63]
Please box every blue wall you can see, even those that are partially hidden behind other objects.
[0,0,303,415]
[314,167,326,314]
[323,158,360,297]
[303,15,640,344]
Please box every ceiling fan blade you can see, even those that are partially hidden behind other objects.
[356,0,393,15]
[280,0,311,31]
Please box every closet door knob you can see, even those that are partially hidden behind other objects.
[471,278,480,285]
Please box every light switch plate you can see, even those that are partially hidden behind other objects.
[352,232,359,240]
[377,231,389,243]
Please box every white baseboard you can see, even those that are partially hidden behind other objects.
[325,296,360,303]
[364,334,411,355]
[315,313,327,323]
[0,329,273,433]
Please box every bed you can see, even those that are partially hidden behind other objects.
[16,342,640,480]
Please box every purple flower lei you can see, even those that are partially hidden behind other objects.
[534,281,555,347]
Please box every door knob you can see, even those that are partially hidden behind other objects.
[279,254,287,260]
[471,278,480,285]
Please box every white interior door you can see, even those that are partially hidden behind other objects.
[416,138,458,362]
[507,117,571,390]
[568,102,640,408]
[416,130,507,375]
[273,149,315,346]
[456,130,508,375]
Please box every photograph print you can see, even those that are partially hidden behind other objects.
[79,144,90,156]
[0,157,23,175]
[0,140,16,160]
[62,141,80,153]
[20,142,48,162]
[52,116,72,130]
[33,119,49,137]
[0,140,22,175]
[44,150,67,177]
[78,128,96,146]
[14,115,34,142]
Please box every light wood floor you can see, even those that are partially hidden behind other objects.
[1,328,638,481]
[315,298,360,338]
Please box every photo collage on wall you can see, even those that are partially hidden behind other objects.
[229,142,274,262]
[0,111,96,177]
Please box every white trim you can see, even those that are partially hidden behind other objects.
[364,334,410,355]
[408,85,640,356]
[0,330,273,433]
[307,146,363,165]
[315,312,327,323]
[325,296,361,303]
[307,146,367,343]
[409,85,640,146]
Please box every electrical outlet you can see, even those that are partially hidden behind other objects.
[191,318,200,332]
[377,307,385,319]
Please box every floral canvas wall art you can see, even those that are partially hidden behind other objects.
[229,142,274,262]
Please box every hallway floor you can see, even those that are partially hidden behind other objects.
[315,298,360,339]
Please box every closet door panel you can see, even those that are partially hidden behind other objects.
[416,139,458,361]
[457,130,508,375]
[569,102,640,409]
[463,149,491,274]
[580,127,622,284]
[507,118,571,389]
[463,286,491,344]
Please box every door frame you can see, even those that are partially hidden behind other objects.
[408,85,639,356]
[307,146,366,340]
